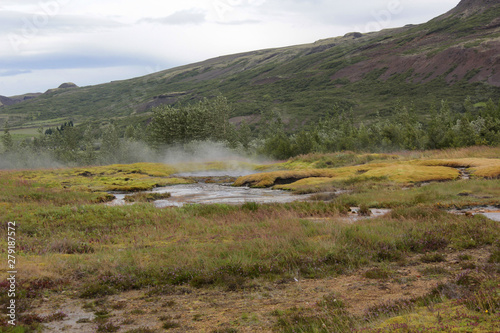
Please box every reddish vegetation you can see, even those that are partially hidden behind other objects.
[331,0,500,87]
[332,41,500,86]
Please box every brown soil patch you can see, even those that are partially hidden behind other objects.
[29,248,491,332]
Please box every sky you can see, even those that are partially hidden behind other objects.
[0,0,461,97]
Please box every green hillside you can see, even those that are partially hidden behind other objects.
[1,0,500,128]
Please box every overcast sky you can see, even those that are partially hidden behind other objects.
[0,0,461,96]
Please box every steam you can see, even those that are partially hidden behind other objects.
[162,141,253,164]
[0,140,269,171]
[0,151,63,170]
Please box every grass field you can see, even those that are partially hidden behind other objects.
[0,147,498,332]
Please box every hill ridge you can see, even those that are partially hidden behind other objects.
[1,1,500,127]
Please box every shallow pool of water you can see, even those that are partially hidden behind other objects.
[110,183,313,207]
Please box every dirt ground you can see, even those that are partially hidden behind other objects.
[30,248,491,332]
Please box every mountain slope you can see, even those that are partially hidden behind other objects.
[2,0,500,126]
[0,96,15,107]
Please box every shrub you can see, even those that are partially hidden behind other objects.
[458,254,473,261]
[211,328,239,333]
[96,321,120,332]
[48,238,94,254]
[162,321,180,329]
[488,247,500,263]
[374,244,403,262]
[123,192,171,202]
[125,328,158,333]
[455,270,481,288]
[420,252,446,263]
[364,298,415,320]
[419,266,449,277]
[364,267,392,279]
[241,201,259,211]
[79,284,116,298]
[401,230,449,253]
[462,282,500,313]
[358,203,371,216]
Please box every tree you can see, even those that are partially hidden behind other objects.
[124,125,136,140]
[2,121,13,153]
[237,121,252,150]
[292,130,317,156]
[100,123,121,164]
[81,125,97,165]
[262,130,293,160]
[148,96,236,147]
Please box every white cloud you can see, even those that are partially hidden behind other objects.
[0,66,158,95]
[139,9,207,25]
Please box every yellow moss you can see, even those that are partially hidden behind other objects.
[417,158,500,179]
[234,169,350,188]
[274,177,335,191]
[13,163,187,192]
[417,158,500,168]
[236,164,459,189]
[370,302,498,333]
[362,165,459,183]
[472,165,500,178]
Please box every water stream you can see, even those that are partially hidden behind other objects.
[449,206,500,222]
[109,170,313,207]
[106,171,500,223]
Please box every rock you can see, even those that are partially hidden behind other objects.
[58,82,78,89]
[344,32,363,39]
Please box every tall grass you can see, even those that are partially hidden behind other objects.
[2,201,497,301]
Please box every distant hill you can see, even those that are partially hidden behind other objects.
[1,0,499,127]
[0,93,41,107]
[0,95,15,107]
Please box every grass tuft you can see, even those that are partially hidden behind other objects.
[48,238,94,254]
[123,192,171,202]
[420,252,446,263]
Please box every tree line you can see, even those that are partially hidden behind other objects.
[1,95,499,168]
[260,98,500,159]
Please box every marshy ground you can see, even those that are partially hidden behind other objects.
[1,147,499,332]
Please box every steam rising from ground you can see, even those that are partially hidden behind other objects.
[0,151,63,170]
[163,141,255,164]
[0,141,266,170]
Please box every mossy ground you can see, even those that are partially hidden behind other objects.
[363,301,499,333]
[0,147,498,332]
[235,148,500,195]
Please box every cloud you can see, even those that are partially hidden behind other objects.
[0,10,124,35]
[0,52,165,71]
[0,69,32,77]
[216,19,261,26]
[0,65,166,96]
[139,9,206,25]
[234,0,460,29]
